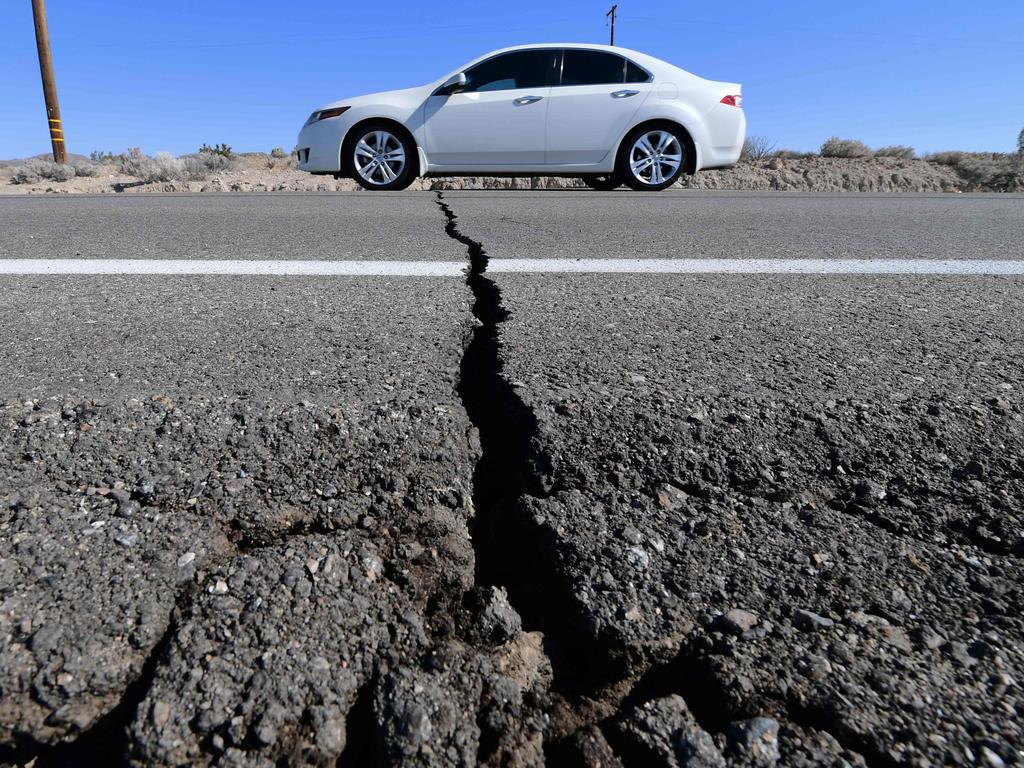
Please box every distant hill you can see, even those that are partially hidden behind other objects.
[0,152,90,167]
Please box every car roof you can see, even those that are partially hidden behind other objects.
[484,42,653,60]
[451,43,672,79]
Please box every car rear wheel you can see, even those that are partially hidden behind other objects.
[345,124,417,191]
[581,175,621,191]
[618,125,686,191]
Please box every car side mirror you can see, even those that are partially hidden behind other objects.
[436,72,467,96]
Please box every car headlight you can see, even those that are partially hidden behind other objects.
[306,106,351,125]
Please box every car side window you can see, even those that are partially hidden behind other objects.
[463,50,556,93]
[625,59,650,83]
[560,49,629,86]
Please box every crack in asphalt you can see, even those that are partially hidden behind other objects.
[436,192,593,751]
[434,192,898,766]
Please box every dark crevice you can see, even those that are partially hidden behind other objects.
[335,677,382,768]
[436,191,548,578]
[786,699,897,768]
[1,608,180,768]
[227,517,321,552]
[436,191,623,706]
[599,721,669,768]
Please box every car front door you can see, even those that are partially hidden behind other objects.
[423,49,557,167]
[545,49,654,165]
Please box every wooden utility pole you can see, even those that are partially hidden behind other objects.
[31,0,66,163]
[606,4,618,46]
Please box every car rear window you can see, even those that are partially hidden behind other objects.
[626,59,650,83]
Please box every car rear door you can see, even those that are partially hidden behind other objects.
[545,49,653,165]
[423,49,557,167]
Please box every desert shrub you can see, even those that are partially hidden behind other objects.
[182,152,233,180]
[117,148,185,182]
[1017,127,1024,156]
[270,146,287,159]
[199,143,233,158]
[118,148,186,182]
[10,159,76,184]
[119,147,149,177]
[875,145,916,159]
[773,149,816,160]
[740,135,776,162]
[924,151,1024,191]
[89,150,117,163]
[820,137,874,158]
[947,153,1023,192]
[148,152,184,182]
[924,151,966,166]
[71,160,100,177]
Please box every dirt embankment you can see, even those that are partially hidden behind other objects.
[2,154,1022,195]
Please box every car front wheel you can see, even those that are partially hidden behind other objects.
[618,125,686,191]
[345,124,417,191]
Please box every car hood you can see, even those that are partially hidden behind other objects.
[316,84,435,112]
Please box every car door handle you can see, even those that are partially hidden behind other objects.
[611,89,640,98]
[514,95,544,105]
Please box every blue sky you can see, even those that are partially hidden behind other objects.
[1,0,1022,159]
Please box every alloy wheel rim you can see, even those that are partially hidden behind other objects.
[354,130,406,186]
[629,130,682,186]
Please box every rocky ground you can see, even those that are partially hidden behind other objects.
[1,153,1021,195]
[0,191,1021,767]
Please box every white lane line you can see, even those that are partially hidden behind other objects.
[0,258,1022,276]
[0,259,465,276]
[487,259,1024,275]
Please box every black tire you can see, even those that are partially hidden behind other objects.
[581,175,621,191]
[343,122,417,191]
[616,123,688,191]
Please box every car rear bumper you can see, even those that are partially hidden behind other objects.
[699,103,746,170]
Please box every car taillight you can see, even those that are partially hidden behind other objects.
[721,95,742,108]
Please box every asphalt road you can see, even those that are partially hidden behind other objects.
[0,191,1022,768]
[0,194,462,261]
[444,191,1024,262]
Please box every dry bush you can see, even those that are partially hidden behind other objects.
[11,159,80,184]
[118,148,189,182]
[950,154,1023,192]
[925,151,966,166]
[925,151,1024,191]
[741,135,776,162]
[270,147,287,159]
[773,149,817,159]
[71,160,100,177]
[820,137,874,158]
[875,145,916,159]
[182,152,234,180]
[148,152,185,182]
[118,147,150,177]
[199,143,233,158]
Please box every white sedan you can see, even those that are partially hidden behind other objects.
[296,44,745,191]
